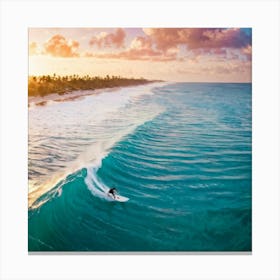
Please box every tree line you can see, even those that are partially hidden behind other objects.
[28,74,155,97]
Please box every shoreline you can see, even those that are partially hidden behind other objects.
[29,87,119,107]
[28,81,163,108]
[28,75,163,107]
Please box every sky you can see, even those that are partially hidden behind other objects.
[29,28,252,82]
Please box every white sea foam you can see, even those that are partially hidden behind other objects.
[85,166,109,200]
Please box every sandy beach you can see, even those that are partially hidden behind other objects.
[28,87,121,107]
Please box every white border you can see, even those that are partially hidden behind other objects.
[1,0,279,279]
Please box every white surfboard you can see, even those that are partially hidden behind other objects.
[108,193,129,202]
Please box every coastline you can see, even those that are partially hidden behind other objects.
[28,81,163,108]
[29,87,119,107]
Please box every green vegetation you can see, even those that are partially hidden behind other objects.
[28,74,155,97]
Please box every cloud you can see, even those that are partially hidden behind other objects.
[89,28,126,48]
[241,44,252,60]
[85,35,178,61]
[33,28,251,64]
[202,60,251,75]
[175,58,251,82]
[118,36,171,60]
[143,28,251,53]
[210,48,227,56]
[130,36,152,50]
[29,42,38,55]
[44,34,80,57]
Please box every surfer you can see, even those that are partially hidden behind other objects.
[108,188,117,199]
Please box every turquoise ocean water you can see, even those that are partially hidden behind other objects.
[28,82,252,251]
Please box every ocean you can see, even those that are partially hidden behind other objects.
[28,82,252,252]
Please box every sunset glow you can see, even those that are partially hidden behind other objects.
[29,28,252,82]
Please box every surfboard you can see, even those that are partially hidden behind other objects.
[108,193,129,202]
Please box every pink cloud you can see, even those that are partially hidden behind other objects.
[44,34,80,57]
[89,28,126,48]
[121,36,163,60]
[130,36,152,50]
[33,28,251,64]
[85,35,178,61]
[210,48,227,56]
[144,28,251,52]
[241,45,252,60]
